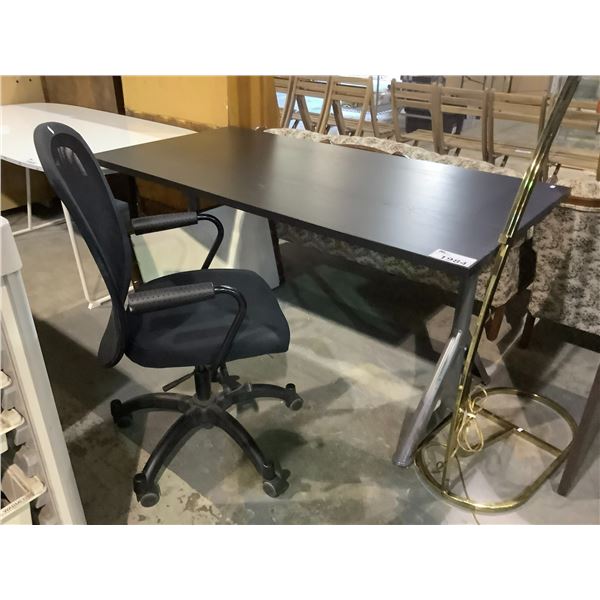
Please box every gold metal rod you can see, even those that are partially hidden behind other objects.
[478,408,563,456]
[440,76,581,490]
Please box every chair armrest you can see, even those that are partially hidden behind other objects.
[127,283,215,313]
[130,211,225,269]
[127,282,247,369]
[130,212,199,235]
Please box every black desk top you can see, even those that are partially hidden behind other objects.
[96,127,569,277]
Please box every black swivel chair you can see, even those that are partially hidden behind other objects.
[34,122,304,507]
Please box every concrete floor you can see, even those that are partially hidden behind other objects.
[5,203,600,525]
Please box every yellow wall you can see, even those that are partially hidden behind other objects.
[122,76,229,128]
[227,76,279,129]
[120,76,279,213]
[0,76,45,104]
[121,75,279,130]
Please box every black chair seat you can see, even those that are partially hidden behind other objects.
[125,269,290,368]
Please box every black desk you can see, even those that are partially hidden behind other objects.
[96,127,569,465]
[97,127,565,277]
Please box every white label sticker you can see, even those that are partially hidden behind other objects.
[429,249,476,268]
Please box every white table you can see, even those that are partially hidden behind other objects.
[1,103,193,307]
[0,103,280,307]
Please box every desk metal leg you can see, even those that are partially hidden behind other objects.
[61,204,111,310]
[13,168,65,237]
[393,272,478,467]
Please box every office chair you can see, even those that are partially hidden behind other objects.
[34,122,303,507]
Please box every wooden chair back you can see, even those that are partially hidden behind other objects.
[486,90,549,162]
[557,97,600,131]
[274,76,296,128]
[390,80,442,152]
[548,97,600,180]
[318,76,377,136]
[285,76,331,131]
[439,86,490,160]
[491,91,548,127]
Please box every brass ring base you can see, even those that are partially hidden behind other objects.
[415,387,576,513]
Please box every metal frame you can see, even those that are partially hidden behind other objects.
[415,387,577,512]
[411,76,583,512]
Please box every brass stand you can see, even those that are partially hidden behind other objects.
[413,76,583,513]
[415,388,576,512]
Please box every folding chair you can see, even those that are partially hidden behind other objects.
[487,90,549,166]
[390,80,443,152]
[284,76,331,131]
[438,85,491,161]
[547,97,600,181]
[274,75,296,128]
[317,76,379,137]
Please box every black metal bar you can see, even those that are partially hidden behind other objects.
[141,412,199,484]
[268,219,285,285]
[114,393,190,416]
[197,213,224,269]
[211,285,248,369]
[212,410,275,480]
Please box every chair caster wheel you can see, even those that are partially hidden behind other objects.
[287,396,303,411]
[284,384,303,411]
[133,474,160,507]
[110,400,132,428]
[263,474,289,498]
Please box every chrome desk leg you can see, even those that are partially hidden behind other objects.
[393,271,479,467]
[13,168,65,236]
[61,204,111,310]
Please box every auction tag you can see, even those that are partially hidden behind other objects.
[429,249,476,268]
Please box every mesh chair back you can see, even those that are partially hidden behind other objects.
[33,121,131,366]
